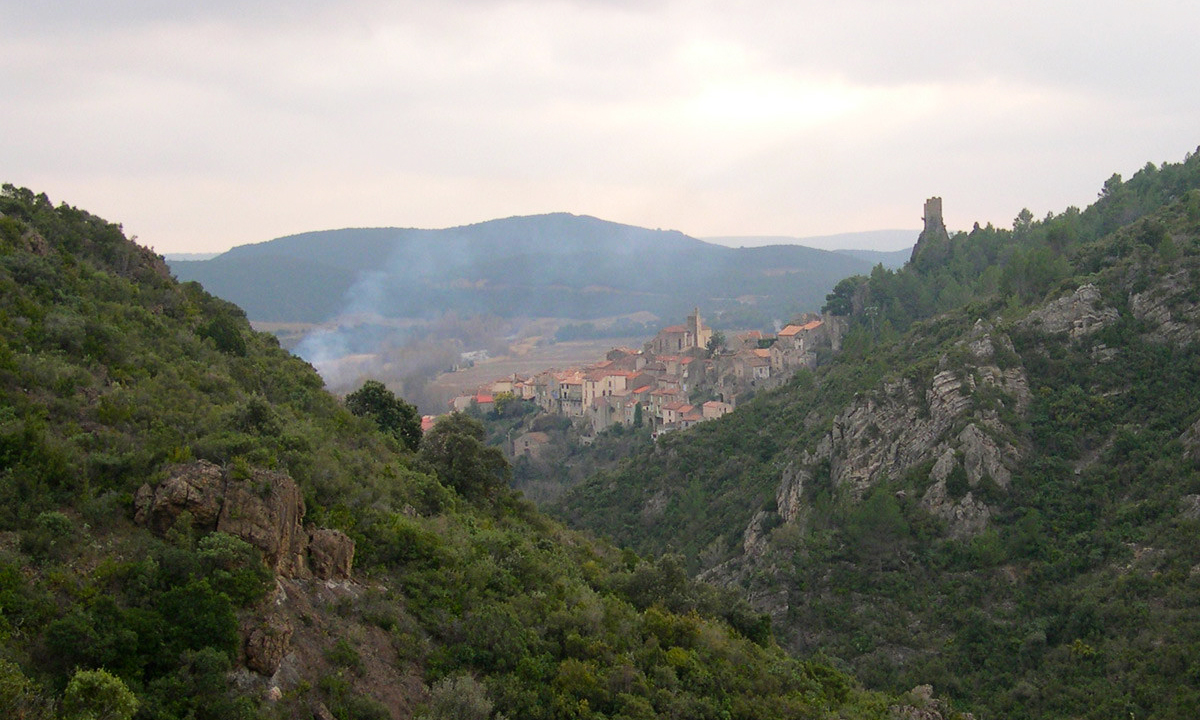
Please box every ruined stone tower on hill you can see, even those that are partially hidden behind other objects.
[911,196,952,265]
[923,197,946,237]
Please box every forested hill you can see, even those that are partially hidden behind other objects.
[0,186,952,719]
[168,213,876,326]
[553,148,1200,719]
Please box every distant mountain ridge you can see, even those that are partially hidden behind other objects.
[833,247,912,269]
[706,230,915,270]
[169,213,881,326]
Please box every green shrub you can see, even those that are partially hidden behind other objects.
[61,667,138,720]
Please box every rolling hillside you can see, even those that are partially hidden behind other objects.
[169,214,878,327]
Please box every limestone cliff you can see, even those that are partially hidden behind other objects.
[719,270,1200,609]
[782,321,1029,539]
[1017,283,1119,338]
[1129,268,1200,346]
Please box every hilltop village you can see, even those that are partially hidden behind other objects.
[442,308,844,448]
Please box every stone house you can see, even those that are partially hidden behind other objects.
[701,400,733,420]
[512,431,551,459]
[556,371,585,417]
[645,307,712,356]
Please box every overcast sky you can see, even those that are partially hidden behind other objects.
[3,1,1198,253]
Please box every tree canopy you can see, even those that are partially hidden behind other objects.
[418,412,510,501]
[345,379,422,451]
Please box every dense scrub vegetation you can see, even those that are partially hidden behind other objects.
[553,149,1200,719]
[0,186,939,718]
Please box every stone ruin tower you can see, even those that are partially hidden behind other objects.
[911,196,951,264]
[923,197,946,237]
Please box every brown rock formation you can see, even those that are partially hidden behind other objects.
[218,470,309,578]
[244,612,295,676]
[134,460,225,533]
[135,462,355,582]
[308,528,356,580]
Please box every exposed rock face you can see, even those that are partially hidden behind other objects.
[741,510,771,557]
[219,471,309,578]
[889,684,973,720]
[133,460,225,533]
[919,424,1009,539]
[23,230,51,257]
[1130,269,1200,346]
[779,322,1028,539]
[776,461,809,523]
[244,612,295,676]
[829,378,928,498]
[1181,494,1200,521]
[135,462,355,581]
[957,423,1012,488]
[1181,417,1200,460]
[308,528,356,580]
[920,476,991,539]
[1019,283,1119,338]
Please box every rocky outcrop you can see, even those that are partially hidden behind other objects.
[920,458,991,539]
[1019,283,1119,338]
[308,528,356,581]
[1181,417,1200,460]
[1130,269,1200,346]
[777,322,1028,539]
[219,471,309,578]
[244,612,295,676]
[776,461,810,523]
[741,510,772,557]
[889,684,974,720]
[134,461,225,533]
[957,423,1013,488]
[1180,494,1200,521]
[135,461,355,581]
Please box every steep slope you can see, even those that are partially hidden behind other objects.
[169,214,874,326]
[554,150,1200,719]
[0,186,950,719]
